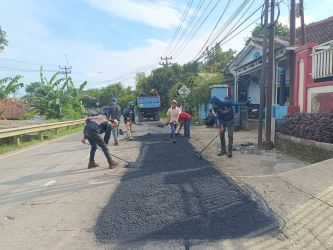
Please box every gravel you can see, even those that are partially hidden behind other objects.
[94,127,279,248]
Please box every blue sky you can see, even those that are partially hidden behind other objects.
[0,0,332,90]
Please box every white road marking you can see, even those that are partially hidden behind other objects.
[88,180,107,185]
[44,180,56,187]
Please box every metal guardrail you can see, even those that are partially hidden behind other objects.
[0,119,85,145]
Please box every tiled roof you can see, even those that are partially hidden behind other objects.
[296,16,333,45]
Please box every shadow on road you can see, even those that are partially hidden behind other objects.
[94,132,279,248]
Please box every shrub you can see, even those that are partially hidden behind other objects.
[278,111,333,143]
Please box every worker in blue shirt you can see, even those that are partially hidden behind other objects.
[210,96,238,157]
[103,97,121,146]
[123,102,135,140]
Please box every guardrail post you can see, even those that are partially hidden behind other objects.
[39,132,44,140]
[14,136,21,147]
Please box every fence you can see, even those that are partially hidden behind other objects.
[0,119,85,146]
[312,41,333,79]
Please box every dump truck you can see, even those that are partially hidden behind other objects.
[136,96,161,122]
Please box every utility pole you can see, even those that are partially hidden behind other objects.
[59,65,72,79]
[159,56,172,66]
[258,0,270,148]
[289,0,296,105]
[263,0,276,150]
[299,0,306,45]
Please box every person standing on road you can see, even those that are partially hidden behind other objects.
[210,96,238,157]
[81,115,118,169]
[178,111,192,139]
[103,97,121,146]
[123,102,135,140]
[167,100,181,143]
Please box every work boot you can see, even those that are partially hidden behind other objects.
[217,151,227,156]
[228,151,233,158]
[114,141,119,146]
[88,160,99,169]
[109,160,118,169]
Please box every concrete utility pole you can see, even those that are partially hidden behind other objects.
[263,0,276,150]
[159,56,172,66]
[59,65,72,79]
[258,0,270,148]
[289,0,296,105]
[299,0,306,45]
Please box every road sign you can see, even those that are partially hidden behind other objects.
[178,85,191,98]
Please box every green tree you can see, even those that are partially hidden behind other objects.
[0,76,24,116]
[24,69,87,119]
[251,22,289,38]
[0,76,24,100]
[0,26,8,51]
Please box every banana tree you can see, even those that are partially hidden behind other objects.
[0,75,24,117]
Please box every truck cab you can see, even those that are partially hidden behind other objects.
[136,96,161,122]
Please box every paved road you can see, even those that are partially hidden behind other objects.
[0,122,279,249]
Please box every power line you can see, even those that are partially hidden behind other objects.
[159,56,172,66]
[0,65,58,73]
[193,0,233,60]
[58,65,72,79]
[164,0,194,55]
[192,0,253,60]
[205,0,252,48]
[94,62,158,85]
[0,57,58,67]
[172,0,222,58]
[167,0,206,56]
[193,3,263,63]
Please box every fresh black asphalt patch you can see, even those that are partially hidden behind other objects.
[94,130,279,248]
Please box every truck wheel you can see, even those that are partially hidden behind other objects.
[155,113,160,121]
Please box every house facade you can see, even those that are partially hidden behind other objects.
[228,16,333,114]
[294,17,333,113]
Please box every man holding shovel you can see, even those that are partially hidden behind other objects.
[210,96,238,157]
[81,115,118,169]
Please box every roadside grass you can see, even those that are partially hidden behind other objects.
[0,125,83,155]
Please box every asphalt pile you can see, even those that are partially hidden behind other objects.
[94,130,279,248]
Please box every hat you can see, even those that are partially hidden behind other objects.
[110,119,119,126]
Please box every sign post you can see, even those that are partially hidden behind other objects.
[178,85,191,111]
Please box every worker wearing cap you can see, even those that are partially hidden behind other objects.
[123,102,135,140]
[178,111,192,139]
[167,100,181,143]
[210,96,238,157]
[81,115,118,169]
[104,97,121,146]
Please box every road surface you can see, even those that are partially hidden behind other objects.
[0,122,279,249]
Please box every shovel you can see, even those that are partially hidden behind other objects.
[85,142,133,167]
[194,133,220,160]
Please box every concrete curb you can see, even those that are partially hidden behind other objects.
[275,132,333,163]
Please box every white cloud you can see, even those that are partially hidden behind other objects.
[87,0,182,29]
[279,15,315,28]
